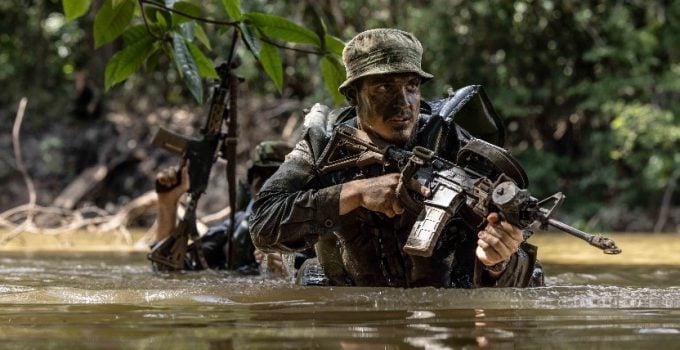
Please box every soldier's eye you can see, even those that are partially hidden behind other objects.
[375,84,388,93]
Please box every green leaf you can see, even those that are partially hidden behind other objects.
[325,34,345,56]
[94,0,135,48]
[321,55,346,105]
[245,13,320,46]
[259,42,283,92]
[172,1,201,26]
[155,10,169,29]
[173,32,203,102]
[62,0,91,22]
[145,46,162,72]
[179,22,194,41]
[221,0,242,21]
[193,23,211,49]
[143,6,170,28]
[122,24,149,45]
[187,42,218,79]
[240,22,261,55]
[104,37,156,90]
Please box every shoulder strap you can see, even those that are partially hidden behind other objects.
[428,85,506,146]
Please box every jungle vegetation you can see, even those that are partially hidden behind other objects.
[1,0,678,234]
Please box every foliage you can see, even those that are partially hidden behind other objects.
[397,0,679,229]
[2,0,678,231]
[64,0,346,104]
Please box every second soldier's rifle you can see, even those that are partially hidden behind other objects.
[317,124,622,257]
[148,35,241,271]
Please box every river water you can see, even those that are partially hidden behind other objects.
[1,234,679,349]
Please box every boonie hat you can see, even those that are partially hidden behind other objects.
[338,28,433,96]
[251,141,292,168]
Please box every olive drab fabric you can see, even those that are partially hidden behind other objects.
[251,141,293,168]
[339,28,433,95]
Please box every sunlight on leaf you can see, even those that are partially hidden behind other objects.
[94,0,135,48]
[62,0,91,22]
[104,37,156,89]
[188,42,218,78]
[325,34,345,56]
[221,0,242,21]
[193,23,211,49]
[259,42,283,92]
[321,55,346,105]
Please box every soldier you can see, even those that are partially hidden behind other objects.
[152,141,302,274]
[249,28,544,287]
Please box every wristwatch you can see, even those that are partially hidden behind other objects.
[483,259,509,273]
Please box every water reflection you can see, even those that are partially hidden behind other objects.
[0,251,679,348]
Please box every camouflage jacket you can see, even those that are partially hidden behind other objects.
[250,105,543,288]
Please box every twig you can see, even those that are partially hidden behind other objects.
[140,0,239,26]
[0,98,34,244]
[654,168,679,233]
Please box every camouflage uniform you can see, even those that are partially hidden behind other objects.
[249,29,543,287]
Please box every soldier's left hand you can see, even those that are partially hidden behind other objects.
[476,212,523,268]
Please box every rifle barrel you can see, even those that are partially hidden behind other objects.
[547,218,622,254]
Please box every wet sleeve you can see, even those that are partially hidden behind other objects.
[473,242,544,288]
[249,140,342,253]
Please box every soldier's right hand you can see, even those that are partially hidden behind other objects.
[155,160,190,206]
[340,174,396,217]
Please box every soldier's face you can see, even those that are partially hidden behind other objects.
[355,73,421,145]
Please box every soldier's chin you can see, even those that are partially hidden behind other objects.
[387,126,414,145]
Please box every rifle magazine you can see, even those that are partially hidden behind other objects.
[403,206,452,257]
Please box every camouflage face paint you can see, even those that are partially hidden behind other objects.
[356,73,421,145]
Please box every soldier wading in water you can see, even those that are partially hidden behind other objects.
[250,28,545,288]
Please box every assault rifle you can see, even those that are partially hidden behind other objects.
[148,52,241,271]
[317,124,622,257]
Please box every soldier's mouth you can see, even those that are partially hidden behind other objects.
[385,115,413,126]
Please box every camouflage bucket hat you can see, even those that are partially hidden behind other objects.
[251,140,293,168]
[339,28,433,96]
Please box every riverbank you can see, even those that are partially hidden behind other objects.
[1,231,679,265]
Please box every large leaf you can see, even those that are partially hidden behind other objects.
[172,1,201,26]
[94,0,135,48]
[193,23,211,49]
[173,33,203,102]
[122,24,149,45]
[325,34,345,56]
[245,13,320,46]
[221,0,242,21]
[259,42,283,92]
[105,37,156,90]
[187,42,218,79]
[62,0,91,22]
[179,22,194,41]
[240,22,261,56]
[321,55,346,105]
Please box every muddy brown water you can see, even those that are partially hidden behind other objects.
[1,233,679,349]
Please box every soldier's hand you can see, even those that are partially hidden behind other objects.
[358,173,404,218]
[476,212,523,271]
[156,160,190,206]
